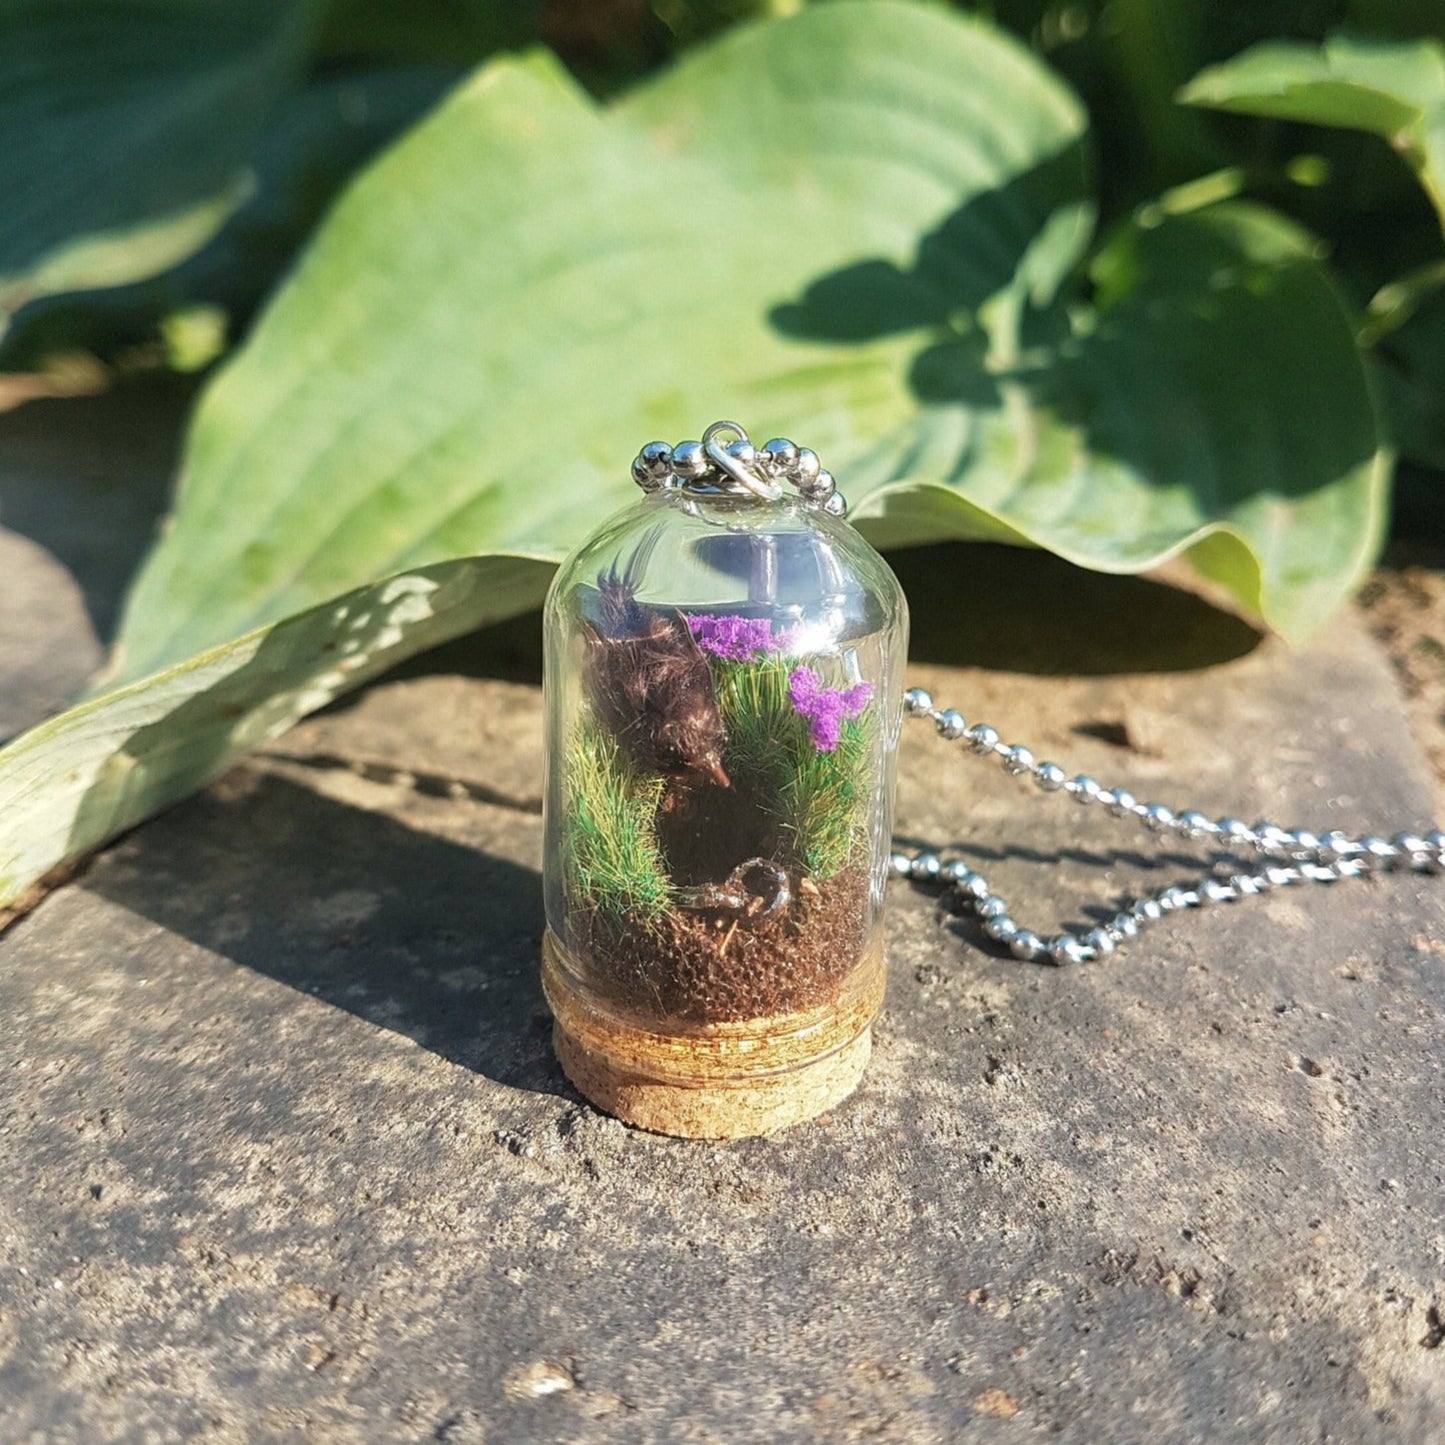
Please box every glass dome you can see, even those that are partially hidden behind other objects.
[540,467,907,1137]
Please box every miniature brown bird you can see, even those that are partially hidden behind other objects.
[581,560,730,789]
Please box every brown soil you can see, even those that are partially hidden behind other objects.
[1355,545,1445,812]
[569,865,872,1025]
[654,774,778,887]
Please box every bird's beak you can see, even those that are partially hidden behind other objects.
[708,759,731,788]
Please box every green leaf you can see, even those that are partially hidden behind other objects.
[0,66,461,376]
[1375,286,1445,470]
[0,2,1387,908]
[0,557,552,915]
[1179,33,1445,229]
[846,201,1389,644]
[0,0,314,327]
[110,2,1094,682]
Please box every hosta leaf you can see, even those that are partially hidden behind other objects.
[111,2,1094,681]
[0,67,461,376]
[845,201,1388,644]
[0,558,552,919]
[1180,33,1445,228]
[1375,286,1445,471]
[0,2,1386,908]
[0,0,313,328]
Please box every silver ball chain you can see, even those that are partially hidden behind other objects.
[629,425,1442,968]
[889,687,1445,967]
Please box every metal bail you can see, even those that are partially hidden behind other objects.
[701,421,784,503]
[629,422,848,516]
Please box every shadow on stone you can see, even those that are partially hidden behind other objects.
[82,770,564,1098]
[895,542,1261,674]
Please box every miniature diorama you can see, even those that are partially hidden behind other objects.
[541,429,907,1137]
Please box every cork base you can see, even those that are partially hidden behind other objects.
[541,928,884,1139]
[552,1019,872,1139]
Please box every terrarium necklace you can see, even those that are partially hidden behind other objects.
[541,421,1441,1140]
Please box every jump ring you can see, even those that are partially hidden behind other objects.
[701,421,783,503]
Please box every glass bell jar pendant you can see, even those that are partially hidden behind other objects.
[541,424,908,1138]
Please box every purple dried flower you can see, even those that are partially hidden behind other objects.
[685,613,796,662]
[787,666,873,752]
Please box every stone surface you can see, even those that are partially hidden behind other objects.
[0,392,1443,1441]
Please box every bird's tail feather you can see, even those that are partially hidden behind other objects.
[595,526,664,634]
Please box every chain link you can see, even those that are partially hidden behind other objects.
[890,687,1444,967]
[631,428,1442,966]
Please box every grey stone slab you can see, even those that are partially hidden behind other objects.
[0,600,1442,1442]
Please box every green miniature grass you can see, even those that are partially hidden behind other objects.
[785,713,871,879]
[713,656,873,880]
[561,656,874,916]
[561,716,671,925]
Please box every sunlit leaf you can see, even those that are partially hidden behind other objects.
[846,202,1388,644]
[111,3,1096,681]
[0,558,552,918]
